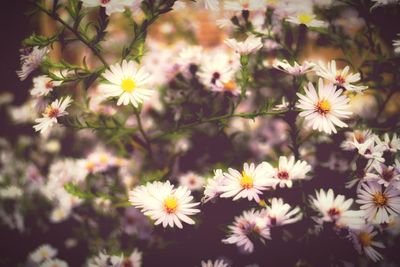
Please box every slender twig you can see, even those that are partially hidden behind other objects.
[134,108,153,157]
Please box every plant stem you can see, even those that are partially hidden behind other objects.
[134,108,153,158]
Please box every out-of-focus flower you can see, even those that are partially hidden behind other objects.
[81,0,136,16]
[223,0,265,11]
[357,181,400,223]
[30,75,62,97]
[129,181,200,229]
[393,34,400,53]
[224,35,263,55]
[377,133,400,153]
[0,185,23,199]
[29,244,57,263]
[179,172,206,191]
[316,60,367,93]
[366,163,400,188]
[349,225,384,262]
[310,188,365,229]
[41,259,69,267]
[88,251,123,267]
[17,46,48,81]
[204,0,220,10]
[296,79,352,134]
[33,96,72,134]
[273,59,315,76]
[223,209,270,253]
[262,156,311,188]
[341,130,373,151]
[203,169,228,203]
[99,60,152,107]
[201,259,229,267]
[122,249,142,267]
[123,207,152,239]
[272,97,289,111]
[257,198,302,227]
[219,162,275,202]
[286,12,327,27]
[371,0,400,10]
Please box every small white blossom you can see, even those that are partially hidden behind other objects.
[17,46,48,81]
[225,35,263,55]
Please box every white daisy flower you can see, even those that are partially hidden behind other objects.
[0,185,23,199]
[33,96,73,134]
[316,60,368,93]
[129,181,200,229]
[201,259,229,267]
[224,35,263,55]
[223,209,271,253]
[349,225,385,262]
[273,59,315,76]
[341,130,373,151]
[31,75,62,97]
[99,60,153,107]
[262,156,311,188]
[80,0,136,16]
[257,198,302,227]
[223,0,265,11]
[203,169,229,203]
[286,12,327,28]
[121,249,142,267]
[41,259,69,267]
[178,172,206,191]
[393,33,400,53]
[29,244,57,263]
[366,163,400,188]
[88,251,123,267]
[219,162,275,202]
[17,46,48,81]
[377,133,400,153]
[197,52,239,95]
[357,181,400,223]
[296,78,352,134]
[310,189,365,229]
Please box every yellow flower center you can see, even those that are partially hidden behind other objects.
[223,81,236,92]
[240,171,254,189]
[40,250,49,258]
[358,232,372,246]
[164,196,178,213]
[298,14,313,25]
[46,107,60,118]
[121,78,136,93]
[316,99,331,114]
[373,192,387,206]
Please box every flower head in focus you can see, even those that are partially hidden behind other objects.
[99,60,153,107]
[33,96,73,134]
[349,224,385,262]
[296,78,352,134]
[30,75,62,97]
[258,198,302,227]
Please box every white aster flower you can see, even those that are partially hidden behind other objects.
[296,78,352,134]
[365,163,400,188]
[17,46,48,81]
[179,172,206,191]
[29,244,57,263]
[223,0,265,11]
[393,33,400,53]
[273,59,315,76]
[41,259,69,267]
[129,181,200,229]
[262,156,311,188]
[223,209,271,253]
[258,198,302,227]
[81,0,136,16]
[33,96,72,134]
[286,12,327,28]
[197,52,239,95]
[204,0,220,10]
[316,60,368,93]
[31,75,62,97]
[88,251,123,267]
[357,181,400,224]
[99,60,153,107]
[220,162,274,202]
[341,130,373,151]
[377,133,400,153]
[224,35,263,55]
[201,259,229,267]
[310,188,365,229]
[121,249,142,267]
[0,185,23,199]
[349,225,385,262]
[203,169,229,203]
